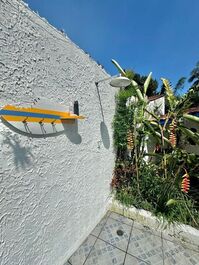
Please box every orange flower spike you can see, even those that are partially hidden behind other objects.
[127,130,134,151]
[169,119,177,147]
[181,178,190,193]
[169,132,176,147]
[181,169,190,193]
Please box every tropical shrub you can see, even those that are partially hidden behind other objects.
[111,59,199,227]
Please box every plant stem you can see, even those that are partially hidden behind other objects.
[182,194,198,226]
[161,113,172,179]
[133,111,141,195]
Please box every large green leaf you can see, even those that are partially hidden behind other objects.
[133,83,144,102]
[179,126,199,145]
[143,121,170,144]
[111,59,144,102]
[183,114,199,124]
[144,72,152,96]
[111,59,127,77]
[166,199,177,206]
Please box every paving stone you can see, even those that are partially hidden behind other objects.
[68,235,96,265]
[128,227,164,264]
[109,212,133,226]
[66,213,199,265]
[133,221,162,238]
[163,239,199,265]
[91,212,110,237]
[84,238,125,265]
[124,254,148,265]
[162,230,199,253]
[99,217,132,252]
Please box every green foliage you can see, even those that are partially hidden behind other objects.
[188,61,199,87]
[114,161,199,227]
[166,199,177,206]
[174,77,186,95]
[113,89,134,157]
[112,60,199,228]
[161,60,199,107]
[161,78,177,112]
[119,68,158,97]
[111,59,127,76]
[175,86,198,113]
[130,71,158,97]
[125,69,135,80]
[159,196,199,227]
[186,85,199,108]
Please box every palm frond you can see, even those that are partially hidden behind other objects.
[174,77,186,95]
[176,85,199,112]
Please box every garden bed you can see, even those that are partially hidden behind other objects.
[111,60,199,230]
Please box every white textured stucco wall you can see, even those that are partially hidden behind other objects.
[0,1,116,264]
[182,119,199,155]
[147,96,165,116]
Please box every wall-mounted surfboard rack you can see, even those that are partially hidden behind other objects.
[0,99,85,135]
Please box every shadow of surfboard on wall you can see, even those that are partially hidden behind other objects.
[1,118,82,144]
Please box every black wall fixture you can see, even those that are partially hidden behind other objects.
[74,101,79,116]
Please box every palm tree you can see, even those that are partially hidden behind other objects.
[187,61,199,107]
[188,61,199,87]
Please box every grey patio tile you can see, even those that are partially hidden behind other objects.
[161,230,199,253]
[68,235,96,265]
[127,227,164,264]
[124,254,148,265]
[161,226,184,243]
[91,212,110,237]
[84,238,125,265]
[109,211,134,226]
[133,221,162,238]
[163,239,199,265]
[179,242,199,253]
[98,217,132,252]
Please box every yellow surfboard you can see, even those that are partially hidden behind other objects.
[0,99,84,135]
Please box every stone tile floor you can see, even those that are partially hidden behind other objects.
[65,211,199,265]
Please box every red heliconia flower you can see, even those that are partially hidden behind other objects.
[181,169,190,193]
[169,131,176,147]
[127,129,134,151]
[169,119,177,148]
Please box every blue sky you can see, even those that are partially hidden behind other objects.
[25,0,199,93]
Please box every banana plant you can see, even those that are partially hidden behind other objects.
[111,59,152,102]
[161,78,199,146]
[112,59,198,183]
[112,59,153,193]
